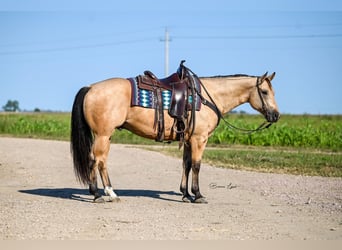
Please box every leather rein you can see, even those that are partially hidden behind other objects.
[184,66,273,134]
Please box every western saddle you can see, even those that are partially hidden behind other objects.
[136,60,200,143]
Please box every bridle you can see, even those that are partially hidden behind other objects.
[199,74,274,134]
[179,62,273,134]
[256,76,273,118]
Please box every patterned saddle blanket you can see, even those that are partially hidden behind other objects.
[128,77,201,111]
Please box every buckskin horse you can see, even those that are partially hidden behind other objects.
[71,61,280,203]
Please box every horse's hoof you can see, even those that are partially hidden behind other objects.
[108,197,121,203]
[182,195,193,203]
[93,196,105,203]
[193,197,208,204]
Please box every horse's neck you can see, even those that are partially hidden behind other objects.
[200,77,256,114]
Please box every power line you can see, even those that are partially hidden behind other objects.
[0,37,156,56]
[0,27,163,48]
[1,32,341,56]
[174,33,342,40]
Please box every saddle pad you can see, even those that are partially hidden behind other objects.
[128,77,201,110]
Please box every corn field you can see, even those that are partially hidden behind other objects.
[209,114,342,151]
[0,113,341,151]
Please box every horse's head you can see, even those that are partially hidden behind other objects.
[249,72,280,123]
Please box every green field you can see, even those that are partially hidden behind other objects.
[0,112,71,141]
[209,114,342,151]
[0,112,341,177]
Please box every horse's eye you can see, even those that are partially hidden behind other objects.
[261,90,268,95]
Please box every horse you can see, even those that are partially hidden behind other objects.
[70,64,280,204]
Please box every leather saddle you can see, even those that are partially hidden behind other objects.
[137,71,188,119]
[135,61,198,143]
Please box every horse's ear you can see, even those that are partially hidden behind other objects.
[268,72,276,81]
[259,72,268,83]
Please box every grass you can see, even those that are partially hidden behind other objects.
[145,146,342,177]
[0,112,70,140]
[0,112,341,177]
[209,114,342,151]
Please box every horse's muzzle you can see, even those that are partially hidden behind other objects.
[265,110,280,123]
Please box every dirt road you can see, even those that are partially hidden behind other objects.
[0,137,341,239]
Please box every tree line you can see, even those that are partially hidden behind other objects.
[2,100,20,112]
[2,100,41,112]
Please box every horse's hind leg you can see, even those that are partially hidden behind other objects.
[89,158,105,203]
[93,135,120,202]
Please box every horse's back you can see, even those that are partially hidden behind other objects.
[84,78,131,135]
[88,77,131,95]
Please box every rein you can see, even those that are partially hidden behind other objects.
[220,117,273,134]
[182,64,273,134]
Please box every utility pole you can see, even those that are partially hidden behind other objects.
[160,27,171,77]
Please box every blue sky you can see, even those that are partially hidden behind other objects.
[1,0,342,114]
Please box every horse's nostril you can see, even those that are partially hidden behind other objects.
[273,112,280,122]
[266,111,280,123]
[273,112,280,121]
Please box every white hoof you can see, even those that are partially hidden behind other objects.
[104,186,120,202]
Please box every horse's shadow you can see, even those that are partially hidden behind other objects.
[18,187,182,203]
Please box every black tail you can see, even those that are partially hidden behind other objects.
[70,87,93,185]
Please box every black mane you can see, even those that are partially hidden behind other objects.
[200,74,258,79]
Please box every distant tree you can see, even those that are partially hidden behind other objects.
[34,108,41,112]
[2,100,20,112]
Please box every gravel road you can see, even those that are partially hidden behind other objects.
[0,137,341,239]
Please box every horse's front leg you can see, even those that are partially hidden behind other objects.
[180,143,193,203]
[190,137,208,204]
[191,161,207,203]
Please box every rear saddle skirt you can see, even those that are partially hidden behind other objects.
[127,62,202,142]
